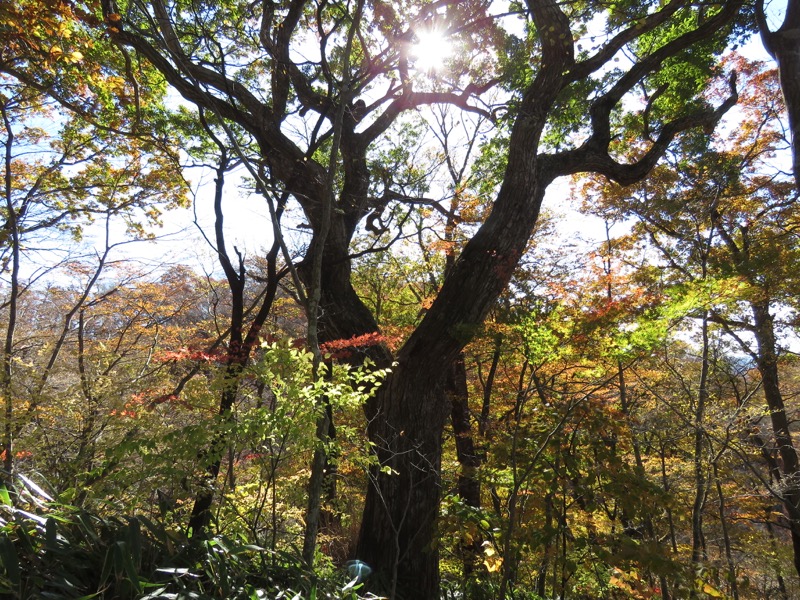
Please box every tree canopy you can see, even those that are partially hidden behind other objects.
[0,1,799,599]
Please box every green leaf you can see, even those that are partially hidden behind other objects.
[0,534,20,591]
[0,486,11,507]
[46,517,58,551]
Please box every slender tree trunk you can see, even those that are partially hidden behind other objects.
[304,406,331,562]
[604,230,669,598]
[766,514,790,600]
[712,461,739,600]
[447,354,482,580]
[659,442,679,554]
[536,489,554,599]
[320,402,340,530]
[685,301,713,600]
[188,383,239,534]
[74,309,99,500]
[0,103,18,485]
[559,482,569,600]
[498,366,532,600]
[478,334,502,439]
[691,313,711,583]
[302,3,363,563]
[618,360,671,598]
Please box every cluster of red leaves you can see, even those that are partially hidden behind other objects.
[584,287,660,324]
[155,347,227,364]
[320,332,388,359]
[0,450,32,461]
[110,390,197,419]
[110,393,145,419]
[147,393,197,410]
[237,452,265,464]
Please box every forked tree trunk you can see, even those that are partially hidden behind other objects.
[187,146,284,536]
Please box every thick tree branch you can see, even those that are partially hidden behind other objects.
[526,0,574,69]
[359,83,497,144]
[568,0,685,83]
[550,72,738,184]
[755,0,776,57]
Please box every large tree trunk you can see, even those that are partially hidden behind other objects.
[352,3,623,587]
[357,365,451,599]
[751,301,800,578]
[355,170,552,597]
[758,0,800,189]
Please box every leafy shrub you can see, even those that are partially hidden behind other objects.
[0,474,377,599]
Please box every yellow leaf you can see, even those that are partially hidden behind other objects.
[702,583,724,597]
[69,50,84,63]
[609,575,634,593]
[463,522,478,543]
[482,542,502,573]
[483,555,502,573]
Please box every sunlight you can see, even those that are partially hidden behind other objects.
[411,28,452,73]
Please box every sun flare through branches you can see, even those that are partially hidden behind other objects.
[411,28,452,73]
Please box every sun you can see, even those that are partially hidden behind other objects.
[411,28,452,73]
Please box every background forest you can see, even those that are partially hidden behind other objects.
[0,0,799,599]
